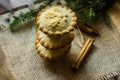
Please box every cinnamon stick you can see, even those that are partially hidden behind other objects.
[72,38,94,70]
[79,25,99,36]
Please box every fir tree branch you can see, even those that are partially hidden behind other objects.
[9,0,55,32]
[9,0,116,32]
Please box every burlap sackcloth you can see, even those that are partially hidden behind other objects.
[0,2,120,80]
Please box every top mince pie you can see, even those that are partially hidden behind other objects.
[36,5,77,36]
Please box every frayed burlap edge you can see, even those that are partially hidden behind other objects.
[94,70,120,80]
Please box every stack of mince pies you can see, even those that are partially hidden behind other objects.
[35,5,77,60]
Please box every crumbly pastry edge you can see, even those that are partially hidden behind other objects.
[36,30,74,49]
[36,5,77,36]
[35,40,71,60]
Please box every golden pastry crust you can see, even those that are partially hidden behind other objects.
[36,5,77,36]
[36,30,74,49]
[35,41,71,60]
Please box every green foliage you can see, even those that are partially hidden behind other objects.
[67,0,115,25]
[100,12,112,26]
[9,0,116,32]
[9,0,54,32]
[9,12,35,32]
